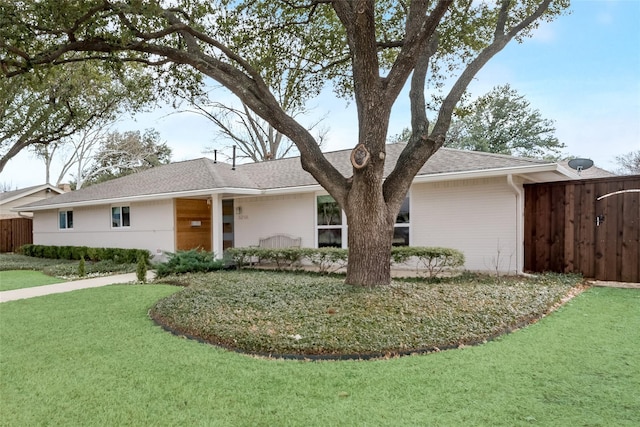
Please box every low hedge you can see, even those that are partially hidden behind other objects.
[18,244,150,264]
[226,246,465,277]
[391,246,465,278]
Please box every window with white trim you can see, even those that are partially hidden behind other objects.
[393,197,410,246]
[59,210,73,229]
[111,206,131,228]
[316,195,345,248]
[315,195,410,248]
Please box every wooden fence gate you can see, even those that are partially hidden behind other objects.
[0,217,33,253]
[524,176,640,282]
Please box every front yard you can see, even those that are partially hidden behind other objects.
[0,264,638,425]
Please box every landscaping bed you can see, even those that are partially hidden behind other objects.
[150,271,583,359]
[0,253,138,281]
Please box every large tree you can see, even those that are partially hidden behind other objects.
[446,84,565,159]
[614,150,640,175]
[73,128,172,189]
[0,61,154,173]
[189,94,328,162]
[0,0,569,286]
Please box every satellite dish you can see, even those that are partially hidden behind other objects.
[568,158,594,175]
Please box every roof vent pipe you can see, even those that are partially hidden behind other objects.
[213,149,217,163]
[232,145,236,170]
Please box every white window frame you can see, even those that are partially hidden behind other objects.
[314,193,410,249]
[58,210,73,230]
[315,193,348,249]
[393,194,410,246]
[111,205,131,229]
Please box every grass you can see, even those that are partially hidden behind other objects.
[0,270,65,292]
[151,271,579,357]
[0,284,638,426]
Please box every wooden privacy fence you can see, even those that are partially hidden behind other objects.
[0,217,33,253]
[524,175,640,282]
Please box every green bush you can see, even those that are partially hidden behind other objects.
[18,244,150,264]
[226,246,463,277]
[155,250,225,278]
[78,257,86,277]
[391,246,465,278]
[306,247,348,274]
[136,254,147,283]
[226,247,309,270]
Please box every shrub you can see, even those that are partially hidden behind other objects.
[155,250,225,277]
[17,244,150,264]
[391,246,465,278]
[136,254,147,283]
[226,246,462,278]
[78,257,86,277]
[306,247,348,274]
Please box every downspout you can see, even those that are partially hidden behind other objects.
[507,174,524,275]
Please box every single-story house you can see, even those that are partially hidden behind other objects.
[15,144,594,274]
[1,184,66,219]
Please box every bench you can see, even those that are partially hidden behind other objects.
[258,234,302,249]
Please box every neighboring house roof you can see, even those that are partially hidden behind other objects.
[558,160,616,179]
[1,184,65,206]
[18,144,576,211]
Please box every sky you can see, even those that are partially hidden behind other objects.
[2,0,639,189]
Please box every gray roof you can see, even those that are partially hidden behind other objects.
[240,144,550,189]
[20,144,554,209]
[0,184,64,204]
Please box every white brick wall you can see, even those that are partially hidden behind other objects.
[233,193,316,248]
[411,177,519,273]
[33,199,175,257]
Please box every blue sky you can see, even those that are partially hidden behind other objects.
[2,0,639,188]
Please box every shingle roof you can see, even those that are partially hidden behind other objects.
[0,185,41,202]
[239,144,550,189]
[22,158,258,208]
[0,184,64,204]
[20,144,554,208]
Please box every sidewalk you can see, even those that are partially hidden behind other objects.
[0,271,156,303]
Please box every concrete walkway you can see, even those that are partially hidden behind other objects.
[0,271,156,303]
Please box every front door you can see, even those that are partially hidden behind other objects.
[175,198,212,251]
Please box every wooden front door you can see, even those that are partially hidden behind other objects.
[175,198,212,251]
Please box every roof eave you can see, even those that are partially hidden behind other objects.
[412,163,578,184]
[17,164,580,212]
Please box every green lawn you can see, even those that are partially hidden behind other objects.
[0,270,65,291]
[1,284,638,426]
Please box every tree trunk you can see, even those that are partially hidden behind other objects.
[345,207,395,286]
[344,166,396,286]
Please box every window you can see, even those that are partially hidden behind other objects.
[59,210,73,229]
[315,195,409,248]
[111,206,130,228]
[393,197,410,246]
[316,195,344,248]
